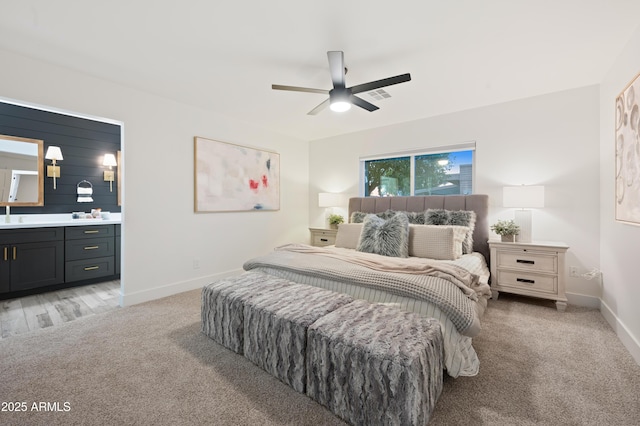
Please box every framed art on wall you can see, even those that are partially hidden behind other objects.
[194,136,280,212]
[615,71,640,225]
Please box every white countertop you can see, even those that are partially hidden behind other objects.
[0,213,121,229]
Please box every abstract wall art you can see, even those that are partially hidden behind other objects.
[194,136,280,212]
[615,71,640,225]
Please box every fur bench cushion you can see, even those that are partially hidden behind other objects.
[306,299,444,426]
[243,284,353,393]
[201,272,294,353]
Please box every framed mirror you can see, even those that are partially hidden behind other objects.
[0,135,44,206]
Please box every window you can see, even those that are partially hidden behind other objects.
[361,144,474,196]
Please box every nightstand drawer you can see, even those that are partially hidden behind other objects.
[497,270,557,293]
[497,251,557,273]
[312,233,336,246]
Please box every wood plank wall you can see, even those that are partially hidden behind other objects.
[0,102,121,215]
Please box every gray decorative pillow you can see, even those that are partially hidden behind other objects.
[350,210,396,223]
[356,213,409,258]
[425,209,450,225]
[448,210,476,254]
[350,211,367,223]
[377,209,396,220]
[401,211,425,224]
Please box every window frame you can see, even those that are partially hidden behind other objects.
[359,142,476,197]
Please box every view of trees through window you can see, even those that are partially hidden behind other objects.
[363,149,474,196]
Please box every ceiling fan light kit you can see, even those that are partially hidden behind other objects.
[272,51,411,115]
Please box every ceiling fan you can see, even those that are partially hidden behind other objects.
[272,51,411,115]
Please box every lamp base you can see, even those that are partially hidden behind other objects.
[514,209,532,243]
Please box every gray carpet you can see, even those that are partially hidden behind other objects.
[1,289,639,426]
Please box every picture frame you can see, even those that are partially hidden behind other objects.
[615,71,640,225]
[194,136,280,212]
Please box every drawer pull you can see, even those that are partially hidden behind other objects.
[84,230,100,234]
[320,238,328,242]
[84,246,100,250]
[84,266,99,271]
[516,259,535,265]
[517,278,535,284]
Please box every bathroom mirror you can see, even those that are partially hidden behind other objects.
[0,135,44,206]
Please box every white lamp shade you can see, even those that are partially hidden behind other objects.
[318,192,344,208]
[103,153,117,167]
[45,146,63,161]
[503,185,545,208]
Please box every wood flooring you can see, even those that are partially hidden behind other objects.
[0,280,120,340]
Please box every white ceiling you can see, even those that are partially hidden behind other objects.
[1,1,639,141]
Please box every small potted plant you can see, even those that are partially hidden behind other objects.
[328,214,345,229]
[491,219,520,242]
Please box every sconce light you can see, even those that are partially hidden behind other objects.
[45,146,63,189]
[103,153,117,192]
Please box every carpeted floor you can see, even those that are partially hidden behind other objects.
[1,289,639,426]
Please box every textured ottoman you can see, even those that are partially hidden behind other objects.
[243,284,353,393]
[306,300,444,426]
[201,272,294,353]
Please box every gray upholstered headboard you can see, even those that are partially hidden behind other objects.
[348,195,490,265]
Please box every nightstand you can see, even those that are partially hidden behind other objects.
[309,228,338,247]
[489,240,569,311]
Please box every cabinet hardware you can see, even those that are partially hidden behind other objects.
[516,259,535,264]
[516,278,535,284]
[3,247,7,261]
[83,246,99,250]
[320,238,328,242]
[84,230,100,234]
[12,246,16,260]
[84,266,99,271]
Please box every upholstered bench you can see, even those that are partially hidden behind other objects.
[243,283,353,393]
[201,272,294,354]
[306,299,444,426]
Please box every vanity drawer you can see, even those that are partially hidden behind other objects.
[66,225,115,240]
[65,256,115,282]
[65,237,115,261]
[496,270,557,294]
[496,251,557,273]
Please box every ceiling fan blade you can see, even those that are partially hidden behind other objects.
[327,51,346,89]
[307,98,330,115]
[350,73,412,95]
[272,84,329,95]
[350,95,379,112]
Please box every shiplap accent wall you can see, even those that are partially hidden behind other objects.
[0,101,121,215]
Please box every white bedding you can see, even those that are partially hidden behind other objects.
[245,245,491,377]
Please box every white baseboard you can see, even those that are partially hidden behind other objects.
[565,292,601,309]
[600,299,640,366]
[119,269,243,307]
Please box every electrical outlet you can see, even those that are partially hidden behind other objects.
[570,266,579,277]
[193,258,200,269]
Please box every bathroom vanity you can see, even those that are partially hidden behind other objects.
[0,216,120,299]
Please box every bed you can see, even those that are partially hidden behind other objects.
[243,194,491,377]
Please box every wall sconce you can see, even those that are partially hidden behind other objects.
[103,153,117,192]
[45,146,63,189]
[503,185,545,243]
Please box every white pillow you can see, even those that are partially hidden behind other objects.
[408,225,468,260]
[334,223,363,249]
